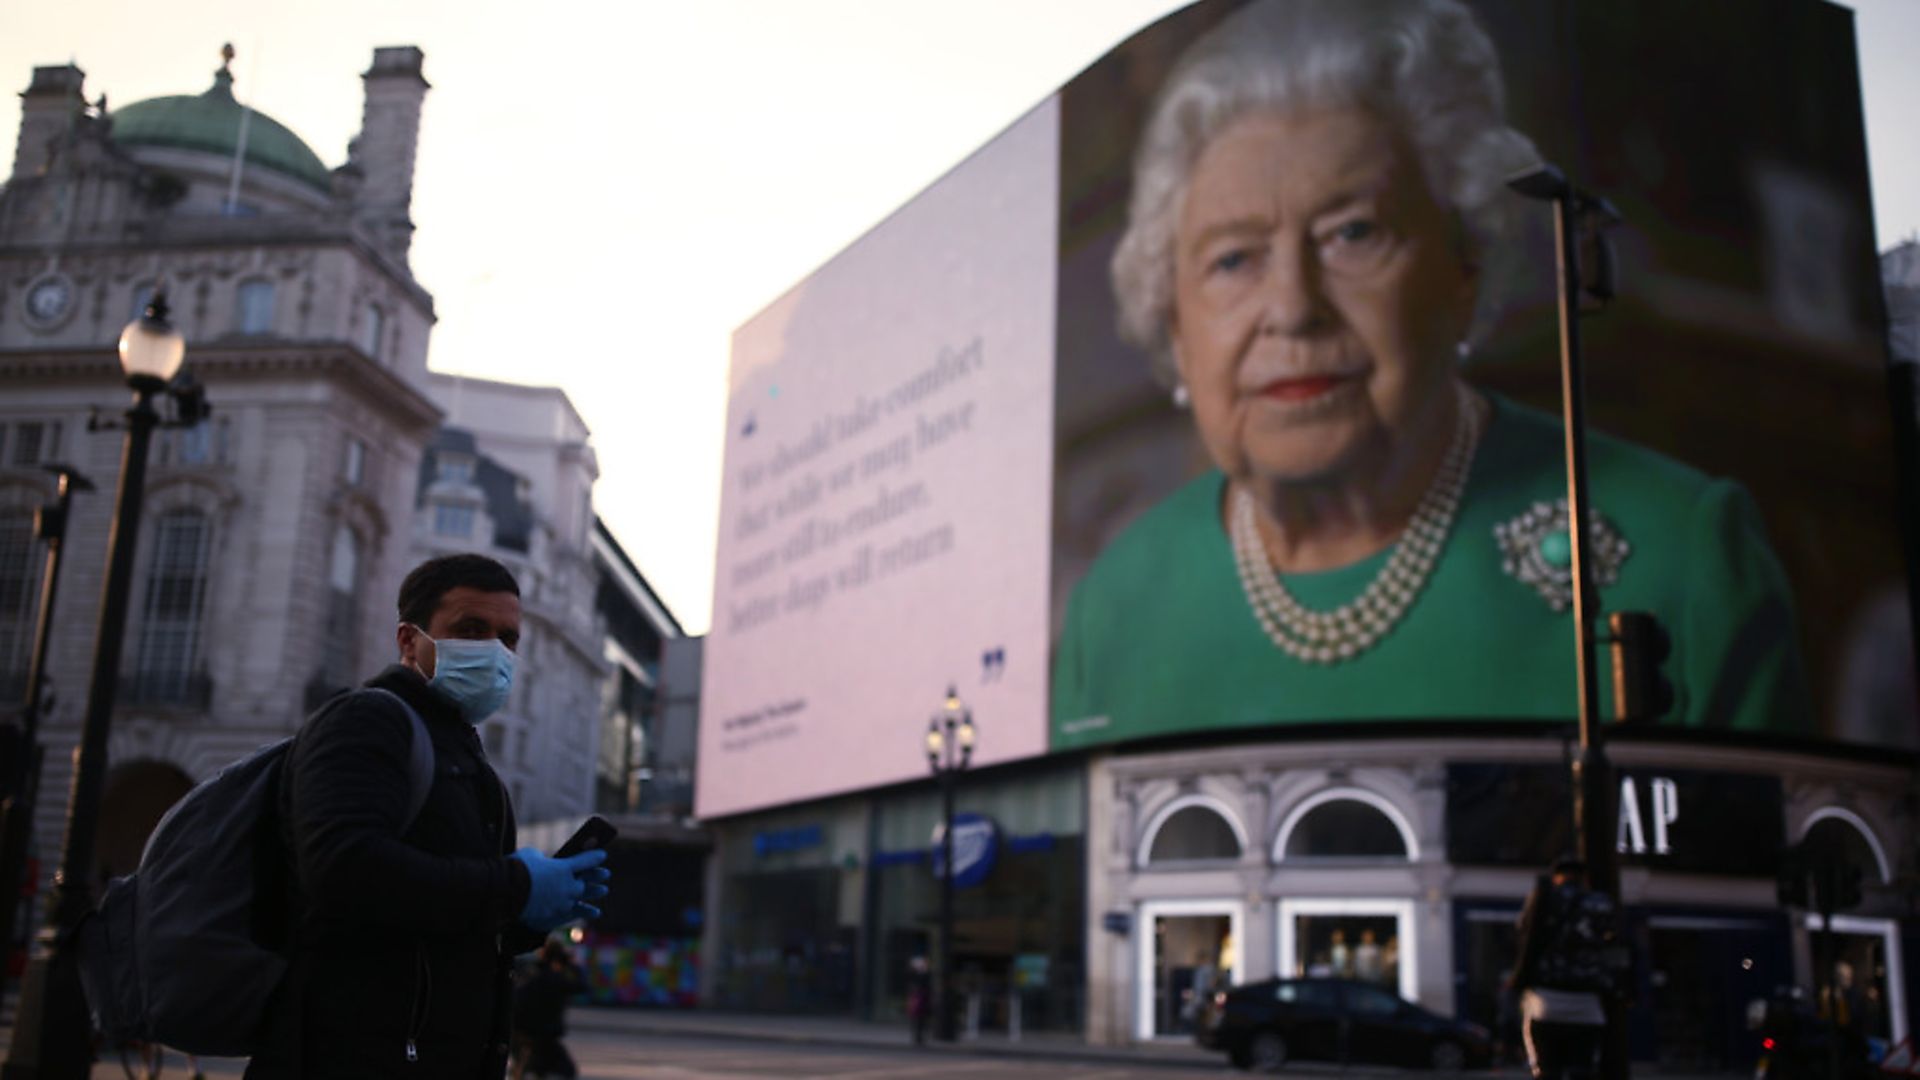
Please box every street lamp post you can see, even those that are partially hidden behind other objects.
[0,465,95,1010]
[1508,164,1630,1080]
[925,686,974,1044]
[4,293,195,1080]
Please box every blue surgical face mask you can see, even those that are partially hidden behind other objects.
[410,625,515,723]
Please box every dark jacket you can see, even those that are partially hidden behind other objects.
[1510,874,1553,992]
[511,958,586,1040]
[246,666,541,1079]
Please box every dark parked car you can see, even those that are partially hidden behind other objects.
[1198,977,1491,1072]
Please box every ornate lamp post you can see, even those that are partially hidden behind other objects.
[925,686,974,1043]
[5,293,200,1080]
[0,464,94,1009]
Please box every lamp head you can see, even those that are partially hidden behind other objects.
[1507,163,1570,202]
[40,463,96,493]
[118,290,186,389]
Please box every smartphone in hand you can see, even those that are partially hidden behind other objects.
[554,814,618,859]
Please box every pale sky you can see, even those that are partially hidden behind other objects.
[4,0,1916,636]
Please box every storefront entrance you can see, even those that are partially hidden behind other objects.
[1644,914,1789,1072]
[1137,901,1241,1040]
[1278,899,1416,1003]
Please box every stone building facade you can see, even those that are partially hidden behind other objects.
[0,48,656,940]
[0,48,441,893]
[411,372,609,823]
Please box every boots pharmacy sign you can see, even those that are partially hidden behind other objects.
[930,813,1000,889]
[1446,764,1784,876]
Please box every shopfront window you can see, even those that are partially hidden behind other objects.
[1296,915,1398,986]
[1278,899,1417,1004]
[722,868,856,1013]
[868,767,1086,1034]
[714,805,868,1017]
[1803,914,1907,1046]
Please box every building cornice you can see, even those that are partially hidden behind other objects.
[0,343,443,434]
[0,224,437,320]
[1104,730,1916,791]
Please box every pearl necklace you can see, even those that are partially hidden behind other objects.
[1228,384,1487,664]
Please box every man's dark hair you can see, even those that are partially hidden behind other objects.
[398,553,520,627]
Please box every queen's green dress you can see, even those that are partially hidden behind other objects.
[1050,394,1810,748]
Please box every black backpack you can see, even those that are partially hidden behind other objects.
[75,688,436,1056]
[1532,882,1624,995]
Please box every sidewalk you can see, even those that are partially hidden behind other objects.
[567,1005,1229,1070]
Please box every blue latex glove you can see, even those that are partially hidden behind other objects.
[510,847,610,931]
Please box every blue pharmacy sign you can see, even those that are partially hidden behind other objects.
[930,813,999,889]
[752,824,823,858]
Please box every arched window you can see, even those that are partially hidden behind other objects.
[1139,796,1247,865]
[0,509,38,697]
[1276,790,1416,861]
[236,280,276,335]
[1804,810,1891,884]
[131,509,212,706]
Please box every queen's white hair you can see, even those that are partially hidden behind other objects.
[1110,0,1543,384]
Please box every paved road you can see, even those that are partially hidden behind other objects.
[71,1032,1251,1078]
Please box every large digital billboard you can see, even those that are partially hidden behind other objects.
[700,102,1059,818]
[701,0,1911,819]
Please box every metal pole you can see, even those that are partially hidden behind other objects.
[0,467,91,1010]
[1548,197,1609,880]
[938,741,956,1042]
[1548,189,1627,1080]
[5,384,161,1080]
[1818,863,1840,1080]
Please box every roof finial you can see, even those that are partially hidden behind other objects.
[210,42,237,97]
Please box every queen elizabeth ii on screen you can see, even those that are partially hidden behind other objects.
[1049,0,1809,745]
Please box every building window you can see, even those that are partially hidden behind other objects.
[130,282,155,323]
[0,510,37,696]
[360,305,384,360]
[236,280,275,335]
[132,509,212,706]
[437,454,474,485]
[1803,812,1890,884]
[156,418,230,468]
[7,421,62,467]
[1278,794,1412,861]
[1143,801,1244,864]
[1278,898,1417,1002]
[323,526,360,687]
[343,438,366,486]
[433,503,475,538]
[178,419,217,465]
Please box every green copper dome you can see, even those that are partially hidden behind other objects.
[111,67,332,193]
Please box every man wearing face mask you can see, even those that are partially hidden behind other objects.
[245,554,610,1079]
